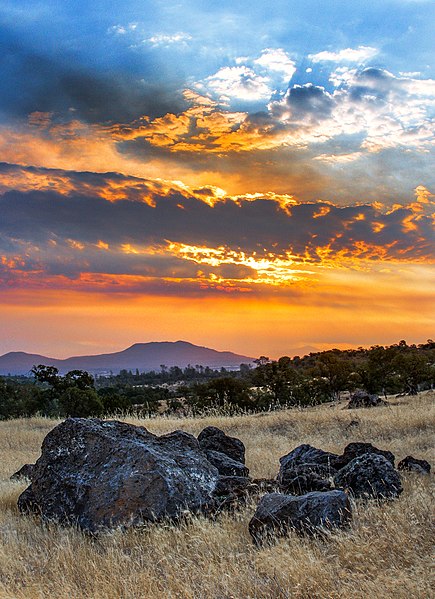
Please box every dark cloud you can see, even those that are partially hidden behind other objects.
[0,166,432,282]
[0,30,187,123]
[271,84,334,121]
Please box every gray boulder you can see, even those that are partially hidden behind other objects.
[279,464,332,495]
[334,453,403,499]
[279,444,339,485]
[10,463,34,481]
[249,490,352,545]
[333,442,395,470]
[205,450,249,477]
[347,390,387,409]
[18,418,221,532]
[198,426,245,463]
[398,455,431,475]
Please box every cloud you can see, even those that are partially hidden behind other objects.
[309,46,379,63]
[203,66,272,101]
[0,165,433,298]
[0,28,187,124]
[145,32,193,47]
[254,48,296,82]
[269,84,334,123]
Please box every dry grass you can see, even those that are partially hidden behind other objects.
[0,393,433,598]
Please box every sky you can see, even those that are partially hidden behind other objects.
[0,0,434,359]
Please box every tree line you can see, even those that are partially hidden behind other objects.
[0,339,433,420]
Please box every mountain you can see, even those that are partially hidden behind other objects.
[0,341,255,375]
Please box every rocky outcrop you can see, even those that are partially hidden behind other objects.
[398,455,431,474]
[205,450,249,477]
[334,454,403,499]
[347,390,387,409]
[18,418,221,532]
[333,442,395,470]
[249,490,352,545]
[198,426,245,464]
[10,463,34,481]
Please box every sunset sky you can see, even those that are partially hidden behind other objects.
[0,0,434,359]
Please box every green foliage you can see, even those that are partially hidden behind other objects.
[183,377,251,414]
[59,387,103,418]
[0,339,433,420]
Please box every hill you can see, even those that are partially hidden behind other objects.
[0,341,254,375]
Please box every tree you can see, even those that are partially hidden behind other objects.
[63,370,94,390]
[310,352,354,401]
[393,351,433,395]
[31,365,62,390]
[59,387,103,418]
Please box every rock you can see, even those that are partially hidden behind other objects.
[334,454,403,499]
[198,426,245,463]
[251,478,281,493]
[17,487,39,514]
[249,490,352,545]
[205,450,249,477]
[279,444,339,484]
[347,390,387,409]
[213,475,251,497]
[212,476,251,510]
[279,464,332,495]
[10,463,34,481]
[397,455,431,475]
[333,442,395,470]
[18,418,221,532]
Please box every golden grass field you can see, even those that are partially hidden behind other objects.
[0,392,433,598]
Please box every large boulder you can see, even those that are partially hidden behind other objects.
[278,444,339,485]
[398,455,431,475]
[347,390,387,409]
[334,454,403,499]
[197,426,245,464]
[333,442,395,470]
[18,418,222,532]
[205,450,249,477]
[279,464,332,495]
[249,490,352,545]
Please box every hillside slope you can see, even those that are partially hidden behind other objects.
[0,341,254,375]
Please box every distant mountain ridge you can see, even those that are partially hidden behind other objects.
[0,341,255,375]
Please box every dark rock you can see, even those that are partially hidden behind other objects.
[251,478,281,493]
[334,453,403,499]
[347,390,387,409]
[213,475,251,497]
[333,442,395,470]
[198,426,245,463]
[205,450,249,477]
[249,490,352,545]
[212,476,251,510]
[10,463,34,481]
[18,418,221,532]
[17,487,39,514]
[279,444,339,485]
[397,455,431,475]
[279,465,332,495]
